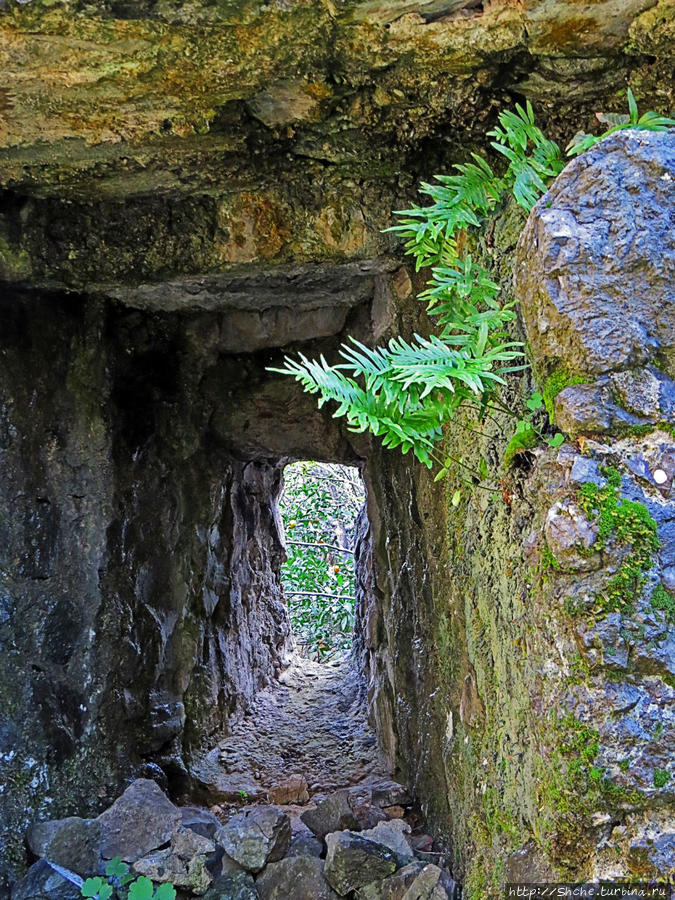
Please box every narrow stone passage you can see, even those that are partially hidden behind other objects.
[188,655,387,805]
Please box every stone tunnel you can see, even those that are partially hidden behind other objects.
[0,258,445,882]
[0,0,674,892]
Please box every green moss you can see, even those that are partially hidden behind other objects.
[503,421,538,469]
[650,584,675,625]
[598,775,643,806]
[482,787,521,843]
[567,652,591,685]
[576,470,659,617]
[564,596,586,617]
[653,769,670,788]
[618,759,630,771]
[542,368,588,423]
[465,855,489,900]
[557,713,600,778]
[533,710,650,875]
[542,543,561,572]
[0,238,32,281]
[612,423,675,440]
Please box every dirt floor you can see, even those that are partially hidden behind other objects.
[187,654,388,805]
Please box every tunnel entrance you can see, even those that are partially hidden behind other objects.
[278,461,366,663]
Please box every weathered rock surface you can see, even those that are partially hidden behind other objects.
[287,832,324,859]
[22,776,448,899]
[10,863,81,900]
[359,820,415,866]
[132,827,215,894]
[0,0,671,214]
[301,792,361,841]
[399,864,456,899]
[267,775,309,806]
[356,134,675,892]
[180,806,223,841]
[27,818,100,877]
[325,831,399,895]
[190,655,385,808]
[202,873,258,900]
[2,284,378,885]
[355,863,424,900]
[544,499,601,570]
[516,130,675,436]
[26,781,223,890]
[256,857,338,900]
[97,779,182,863]
[217,808,292,873]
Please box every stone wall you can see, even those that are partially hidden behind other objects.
[356,132,675,889]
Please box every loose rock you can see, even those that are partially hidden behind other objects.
[400,864,457,899]
[366,780,411,808]
[382,806,405,819]
[202,872,259,900]
[10,861,81,900]
[27,817,100,876]
[256,857,338,900]
[132,826,215,894]
[180,805,222,840]
[267,774,309,806]
[324,831,398,896]
[347,786,388,830]
[286,831,324,858]
[98,779,182,863]
[355,862,424,899]
[301,791,360,840]
[217,807,291,873]
[359,820,415,866]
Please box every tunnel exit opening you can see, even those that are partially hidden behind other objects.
[278,461,366,663]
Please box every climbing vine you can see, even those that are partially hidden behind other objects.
[271,92,674,476]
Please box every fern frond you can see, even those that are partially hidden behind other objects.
[270,93,674,474]
[567,88,675,156]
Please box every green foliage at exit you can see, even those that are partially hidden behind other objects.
[279,462,365,661]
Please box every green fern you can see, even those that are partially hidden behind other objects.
[269,90,673,473]
[567,88,675,156]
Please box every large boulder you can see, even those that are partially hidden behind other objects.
[256,857,338,900]
[216,808,291,874]
[516,130,675,436]
[97,779,182,863]
[25,781,192,878]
